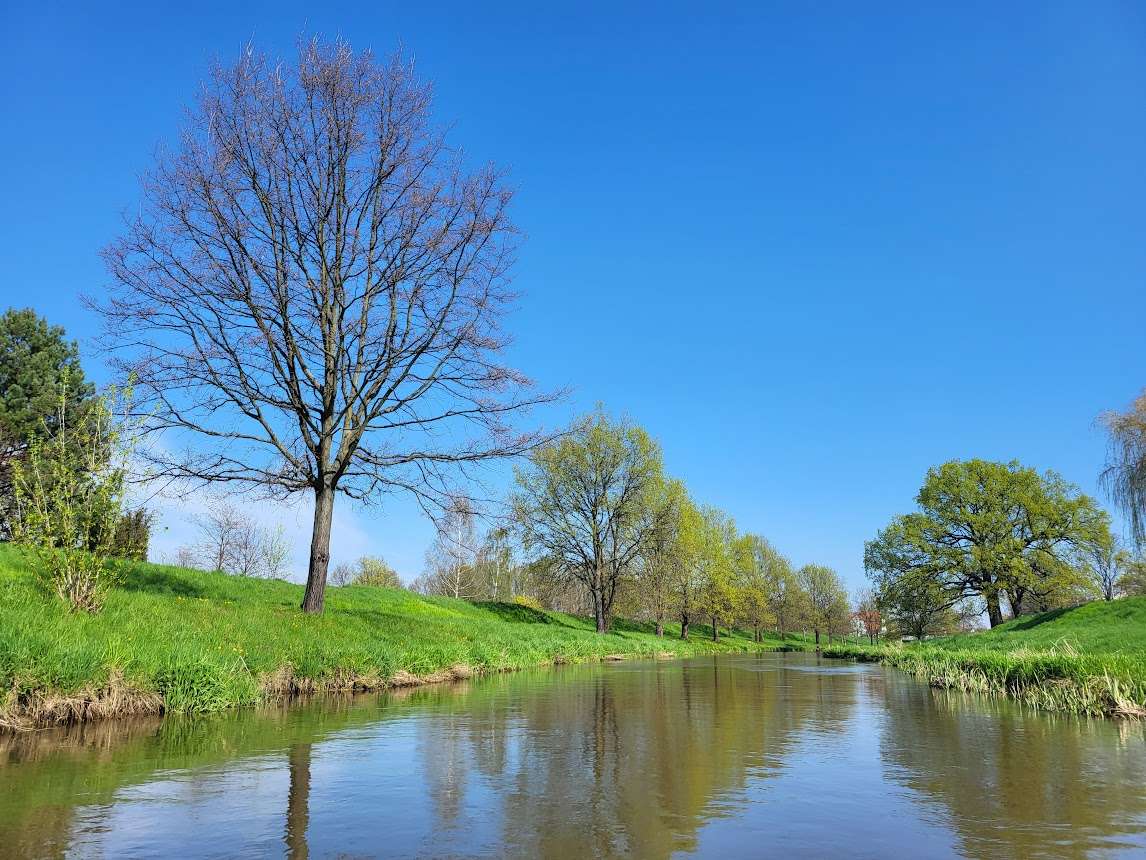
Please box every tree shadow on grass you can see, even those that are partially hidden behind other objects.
[1006,605,1077,630]
[473,601,555,625]
[118,566,207,599]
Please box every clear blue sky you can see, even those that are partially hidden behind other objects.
[2,1,1144,588]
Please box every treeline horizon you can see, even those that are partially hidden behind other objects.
[2,35,1145,639]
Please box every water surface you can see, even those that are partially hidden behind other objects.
[2,653,1144,858]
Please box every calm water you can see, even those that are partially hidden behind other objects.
[2,653,1145,859]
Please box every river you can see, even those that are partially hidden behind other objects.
[2,653,1144,858]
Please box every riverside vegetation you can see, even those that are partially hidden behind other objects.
[3,38,1146,733]
[0,544,798,731]
[823,597,1146,718]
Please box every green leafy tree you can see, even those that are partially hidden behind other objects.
[796,563,846,646]
[874,571,962,640]
[0,308,93,538]
[697,508,739,641]
[513,410,664,633]
[351,556,401,588]
[1118,554,1146,597]
[865,459,1109,627]
[670,495,707,639]
[737,534,790,643]
[633,478,687,636]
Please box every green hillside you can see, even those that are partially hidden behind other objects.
[0,544,784,730]
[930,598,1146,655]
[825,599,1146,718]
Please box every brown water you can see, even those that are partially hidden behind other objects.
[2,653,1144,858]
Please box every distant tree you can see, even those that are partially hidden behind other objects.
[1118,555,1146,597]
[825,589,852,644]
[349,556,401,588]
[1080,534,1128,602]
[110,507,155,561]
[97,38,553,614]
[260,525,293,580]
[764,552,803,640]
[473,526,515,601]
[796,563,846,647]
[670,497,707,639]
[0,308,94,538]
[423,498,480,598]
[513,410,663,633]
[865,460,1109,627]
[633,478,686,636]
[1100,390,1146,547]
[736,533,789,643]
[193,503,289,578]
[734,535,767,643]
[697,508,739,641]
[853,587,882,644]
[174,545,198,569]
[873,571,963,641]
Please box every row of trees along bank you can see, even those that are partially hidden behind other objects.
[4,34,1146,635]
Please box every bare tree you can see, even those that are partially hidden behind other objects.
[174,545,199,569]
[423,497,479,598]
[193,502,290,578]
[195,503,249,573]
[97,38,553,613]
[261,524,293,580]
[1083,534,1127,602]
[331,555,399,587]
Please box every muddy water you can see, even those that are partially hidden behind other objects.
[2,653,1144,858]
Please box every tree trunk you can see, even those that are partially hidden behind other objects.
[655,618,664,637]
[985,591,1003,628]
[301,485,335,614]
[711,616,718,641]
[814,628,821,647]
[593,588,606,633]
[680,612,690,640]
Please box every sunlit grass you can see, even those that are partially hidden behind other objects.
[821,598,1146,718]
[0,544,791,724]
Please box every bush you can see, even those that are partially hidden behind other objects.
[513,594,544,611]
[12,385,132,612]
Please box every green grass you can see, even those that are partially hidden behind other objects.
[0,544,793,728]
[821,598,1146,718]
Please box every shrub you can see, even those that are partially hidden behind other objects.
[12,384,132,612]
[513,594,544,611]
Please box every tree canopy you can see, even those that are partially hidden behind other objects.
[98,39,551,613]
[865,459,1110,627]
[512,410,664,633]
[0,308,93,537]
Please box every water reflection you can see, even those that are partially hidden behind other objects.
[877,674,1146,858]
[0,654,1143,858]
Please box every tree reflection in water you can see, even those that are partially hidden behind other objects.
[1,655,1143,859]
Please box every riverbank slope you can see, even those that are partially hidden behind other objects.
[0,545,790,730]
[823,599,1146,718]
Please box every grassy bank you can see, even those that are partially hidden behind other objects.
[822,599,1146,718]
[0,545,790,730]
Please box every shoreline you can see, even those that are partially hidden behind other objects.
[1,641,788,733]
[820,643,1146,720]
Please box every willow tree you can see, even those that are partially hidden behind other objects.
[512,410,663,633]
[1100,390,1146,547]
[99,39,550,612]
